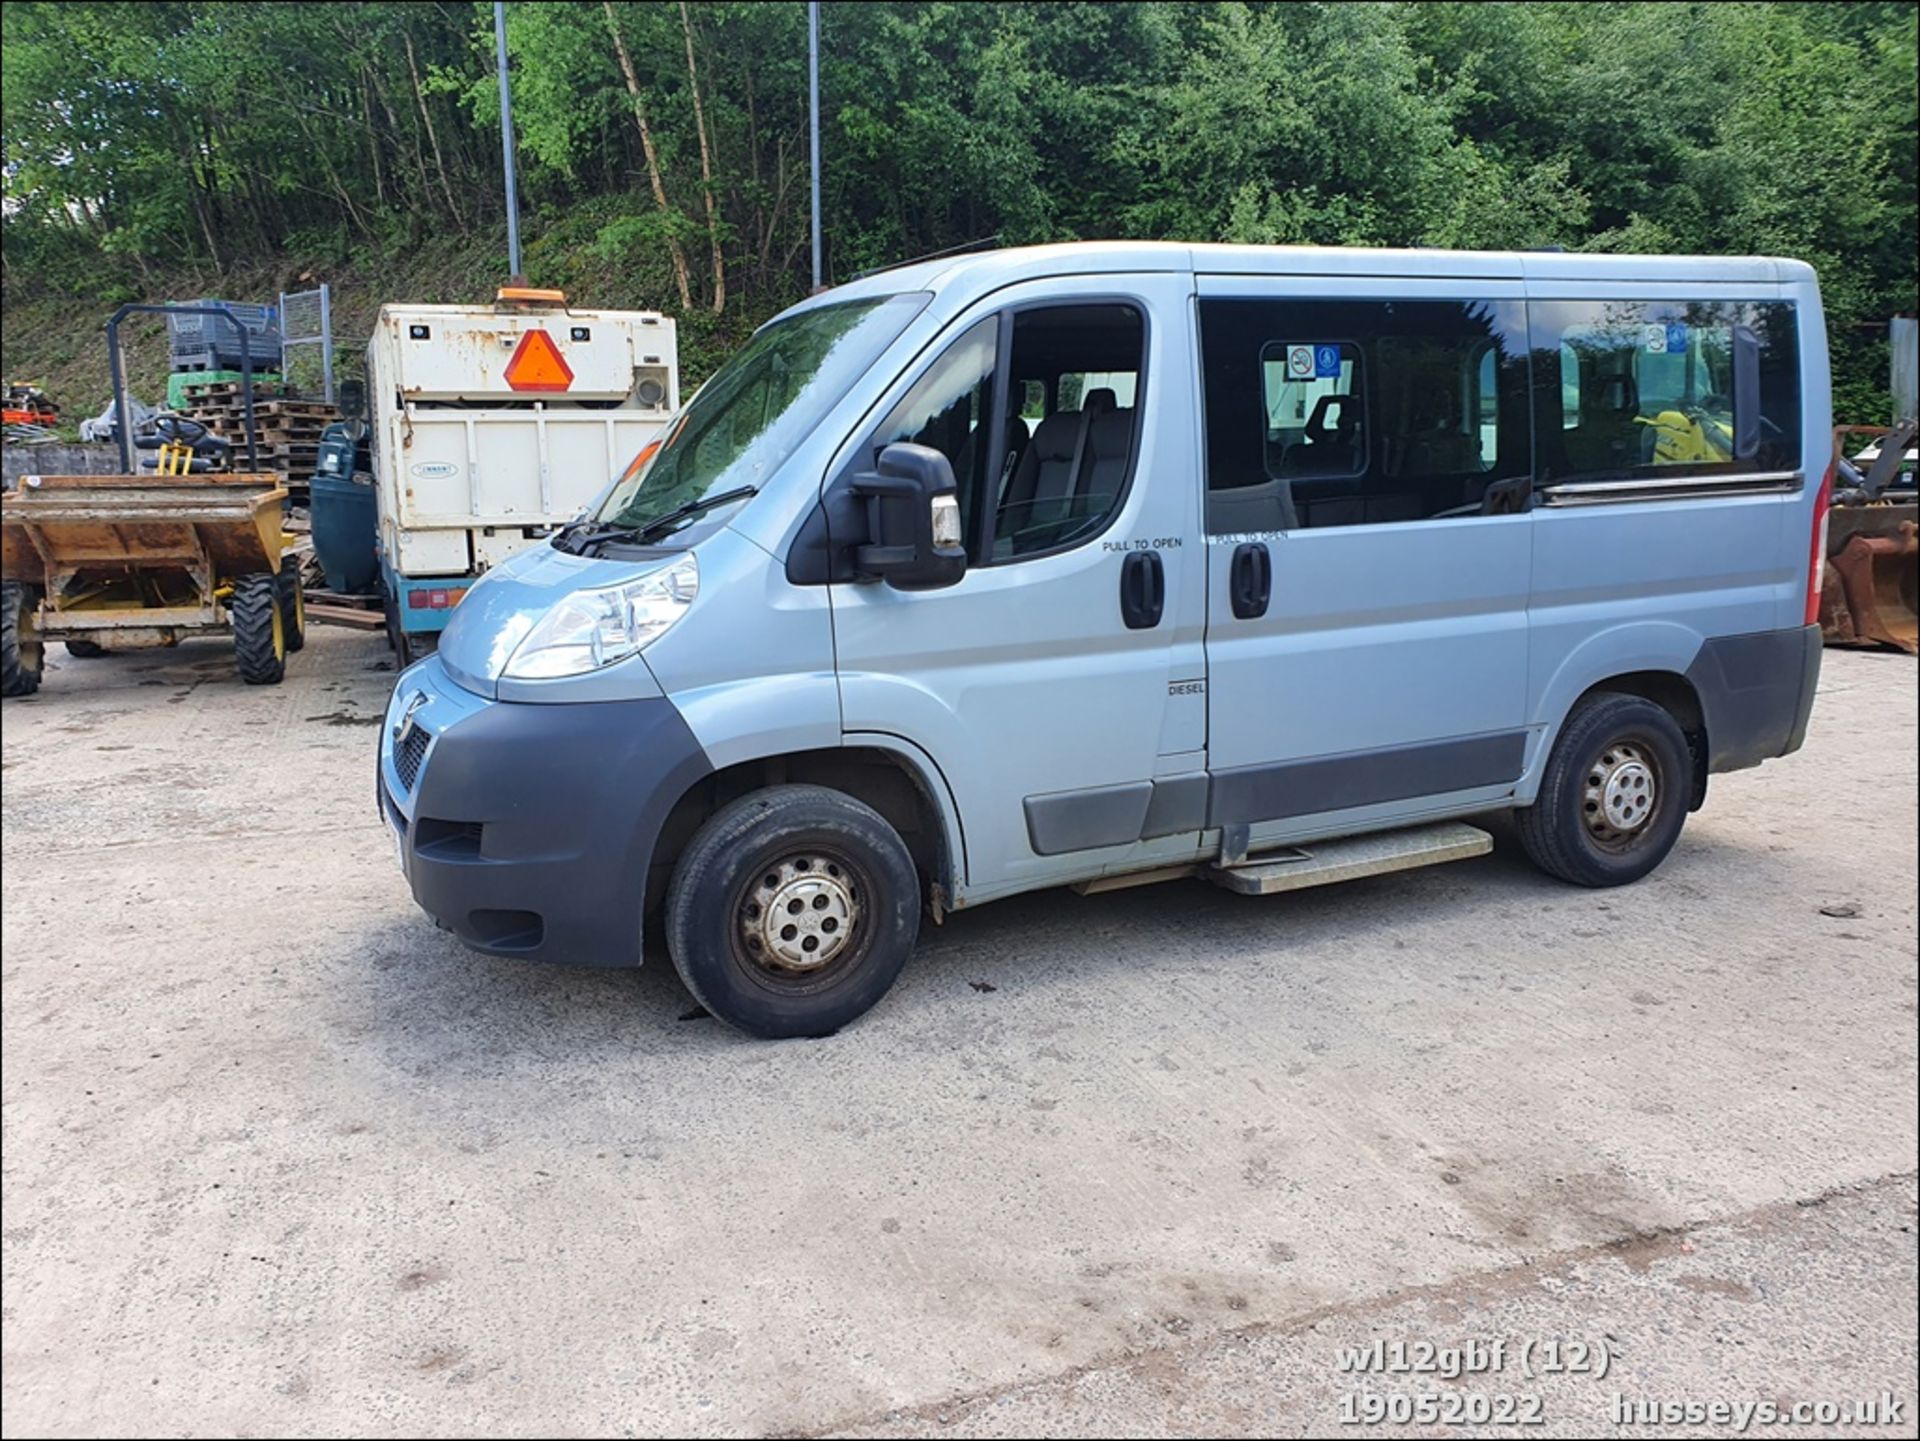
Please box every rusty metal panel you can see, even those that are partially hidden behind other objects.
[377,304,674,401]
[1,476,285,593]
[1821,504,1918,653]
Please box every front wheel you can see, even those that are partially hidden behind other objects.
[230,573,286,685]
[2,581,43,698]
[1516,692,1692,887]
[665,785,921,1038]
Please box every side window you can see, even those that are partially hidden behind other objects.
[869,304,1145,563]
[1530,300,1801,481]
[1201,297,1530,533]
[1261,343,1362,480]
[992,307,1144,560]
[870,316,998,542]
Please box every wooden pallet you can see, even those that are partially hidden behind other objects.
[188,399,332,420]
[180,381,297,402]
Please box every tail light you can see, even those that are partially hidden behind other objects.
[1803,465,1833,626]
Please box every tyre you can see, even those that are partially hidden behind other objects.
[2,581,43,698]
[65,639,108,658]
[665,785,921,1038]
[383,588,418,668]
[274,558,306,653]
[230,573,285,685]
[1517,691,1693,887]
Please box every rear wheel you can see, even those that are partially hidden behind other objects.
[65,639,108,658]
[665,785,921,1038]
[2,581,43,698]
[230,573,285,685]
[383,588,424,668]
[274,558,306,653]
[1517,692,1692,887]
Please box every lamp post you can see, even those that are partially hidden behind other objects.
[495,1,523,279]
[809,2,822,292]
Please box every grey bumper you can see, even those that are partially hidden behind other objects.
[1687,623,1823,774]
[379,662,711,965]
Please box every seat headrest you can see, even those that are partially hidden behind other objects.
[1306,393,1357,444]
[1083,387,1118,416]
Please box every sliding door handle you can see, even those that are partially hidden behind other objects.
[1120,550,1164,630]
[1230,542,1270,619]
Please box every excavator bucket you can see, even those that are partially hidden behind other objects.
[1821,423,1919,654]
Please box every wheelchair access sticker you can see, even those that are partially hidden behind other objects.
[1315,343,1342,377]
[1643,322,1689,354]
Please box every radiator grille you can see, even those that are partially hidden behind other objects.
[394,724,431,791]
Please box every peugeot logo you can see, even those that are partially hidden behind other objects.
[393,691,430,745]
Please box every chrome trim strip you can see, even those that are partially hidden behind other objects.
[1539,470,1803,506]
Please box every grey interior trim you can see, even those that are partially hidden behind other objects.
[1539,470,1802,507]
[1023,781,1153,856]
[1207,731,1527,827]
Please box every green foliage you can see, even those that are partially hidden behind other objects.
[2,1,1915,420]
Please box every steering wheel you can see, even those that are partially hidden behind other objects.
[153,413,210,446]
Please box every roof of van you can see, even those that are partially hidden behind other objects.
[811,241,1815,306]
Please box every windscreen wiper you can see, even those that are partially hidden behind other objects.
[553,521,641,554]
[632,485,759,543]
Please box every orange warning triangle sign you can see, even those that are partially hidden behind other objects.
[503,328,575,392]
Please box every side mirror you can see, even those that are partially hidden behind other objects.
[851,442,966,590]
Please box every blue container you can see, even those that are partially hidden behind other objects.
[310,469,379,595]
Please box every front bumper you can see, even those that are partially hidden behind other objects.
[378,656,711,965]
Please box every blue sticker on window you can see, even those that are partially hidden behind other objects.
[1314,344,1342,379]
[1665,323,1688,354]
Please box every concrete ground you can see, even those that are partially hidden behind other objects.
[1,631,1914,1438]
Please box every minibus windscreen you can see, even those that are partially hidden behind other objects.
[590,293,929,543]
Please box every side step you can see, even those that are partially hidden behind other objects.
[1207,821,1493,896]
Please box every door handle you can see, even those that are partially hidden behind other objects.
[1120,550,1164,630]
[1230,542,1271,619]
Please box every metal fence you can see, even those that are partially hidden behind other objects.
[277,284,334,403]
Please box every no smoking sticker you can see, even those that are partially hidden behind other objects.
[1287,344,1315,379]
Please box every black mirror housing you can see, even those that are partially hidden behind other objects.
[851,442,966,590]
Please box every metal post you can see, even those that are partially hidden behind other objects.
[809,1,822,292]
[319,283,335,405]
[107,312,133,475]
[495,1,523,279]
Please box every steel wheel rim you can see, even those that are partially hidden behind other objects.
[737,851,863,982]
[1583,739,1659,850]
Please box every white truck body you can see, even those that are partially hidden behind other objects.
[368,301,678,580]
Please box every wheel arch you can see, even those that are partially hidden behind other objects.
[1528,667,1710,811]
[1572,671,1709,809]
[645,738,966,920]
[1525,622,1711,808]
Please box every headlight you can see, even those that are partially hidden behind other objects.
[502,555,698,680]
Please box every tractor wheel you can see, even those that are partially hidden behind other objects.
[275,559,306,653]
[65,639,108,658]
[2,581,44,698]
[231,574,286,685]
